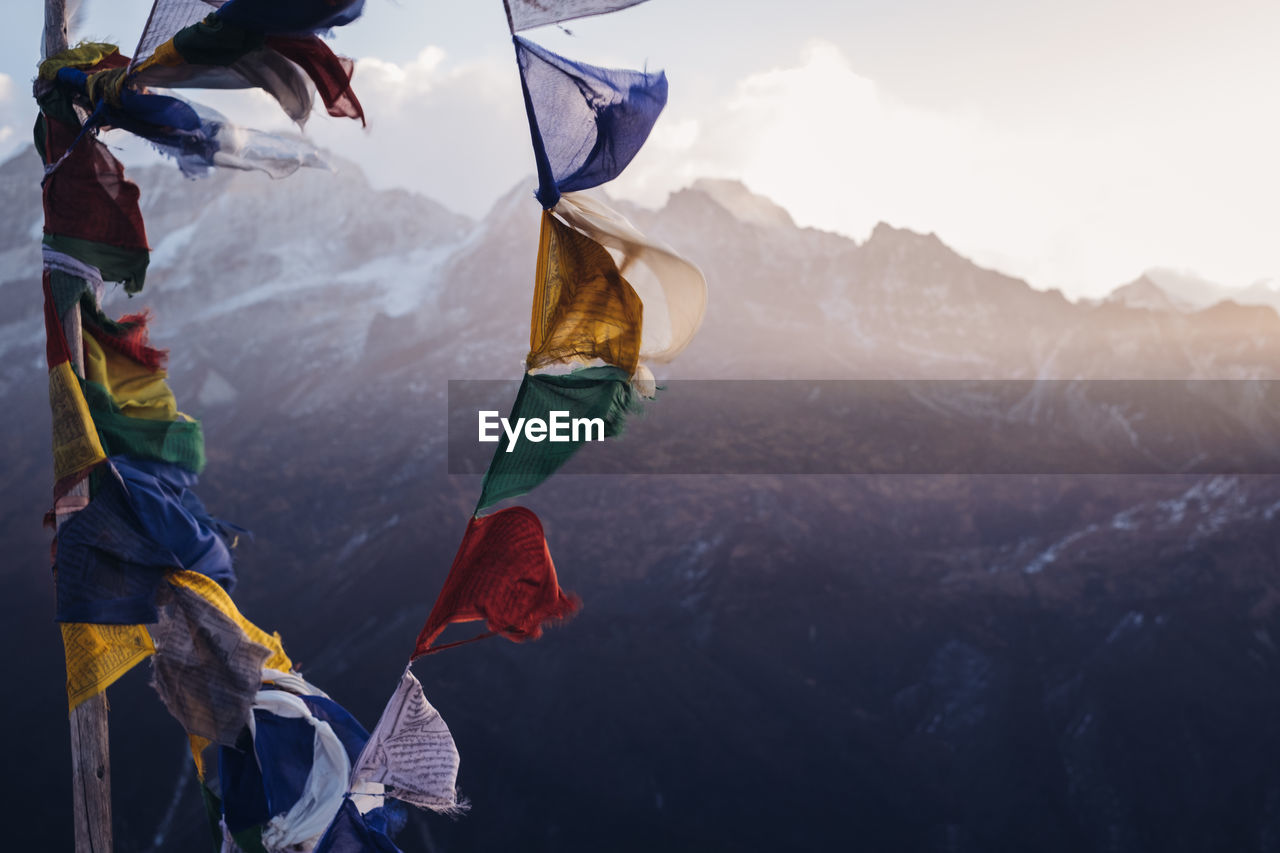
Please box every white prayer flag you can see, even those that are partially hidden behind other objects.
[505,0,650,33]
[349,667,465,814]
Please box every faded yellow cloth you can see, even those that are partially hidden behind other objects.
[170,570,293,673]
[38,42,121,81]
[63,571,292,714]
[528,211,643,376]
[553,192,706,363]
[62,622,155,712]
[85,66,129,109]
[49,361,107,483]
[189,734,213,781]
[131,39,184,75]
[83,332,179,422]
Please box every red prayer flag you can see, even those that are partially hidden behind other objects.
[81,311,168,372]
[412,508,579,658]
[266,35,366,126]
[40,96,149,253]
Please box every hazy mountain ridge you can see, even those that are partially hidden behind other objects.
[2,148,1279,852]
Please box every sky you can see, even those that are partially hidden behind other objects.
[2,0,1277,299]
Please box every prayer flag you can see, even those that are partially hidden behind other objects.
[215,0,366,35]
[78,323,206,472]
[350,667,463,814]
[113,455,240,591]
[132,1,366,125]
[42,272,106,492]
[528,210,643,375]
[554,191,706,362]
[477,366,641,511]
[413,508,578,656]
[149,570,291,745]
[61,622,155,711]
[515,36,666,208]
[36,64,150,291]
[505,0,650,33]
[54,468,179,625]
[253,690,365,852]
[314,798,403,853]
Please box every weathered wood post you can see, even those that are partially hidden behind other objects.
[43,1,115,849]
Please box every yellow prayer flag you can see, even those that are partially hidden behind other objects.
[62,622,155,712]
[552,192,706,363]
[48,361,107,484]
[528,211,643,376]
[188,734,213,781]
[169,570,293,673]
[83,332,179,422]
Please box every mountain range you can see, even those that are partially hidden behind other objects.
[1,146,1279,852]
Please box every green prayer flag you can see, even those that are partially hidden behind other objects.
[43,234,150,294]
[477,366,642,512]
[81,379,206,473]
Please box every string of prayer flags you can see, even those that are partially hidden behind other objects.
[53,64,328,179]
[413,507,579,656]
[505,0,651,33]
[131,0,366,125]
[349,666,464,814]
[476,366,641,512]
[528,210,643,375]
[36,67,150,292]
[554,191,707,363]
[515,35,666,208]
[135,17,315,125]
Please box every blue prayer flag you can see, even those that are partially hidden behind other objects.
[54,469,178,625]
[314,798,404,853]
[514,36,667,208]
[216,0,366,35]
[112,456,241,591]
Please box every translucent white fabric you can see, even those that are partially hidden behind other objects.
[506,0,649,32]
[42,247,105,304]
[130,0,317,125]
[349,667,465,814]
[251,690,351,853]
[552,191,706,363]
[133,0,226,65]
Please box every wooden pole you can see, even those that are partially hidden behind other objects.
[44,3,115,851]
[61,307,113,853]
[43,0,68,60]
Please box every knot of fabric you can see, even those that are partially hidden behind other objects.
[85,66,130,109]
[38,42,120,81]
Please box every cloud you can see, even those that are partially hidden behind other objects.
[0,74,22,163]
[305,48,531,218]
[138,46,531,220]
[92,38,1280,297]
[609,40,1279,297]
